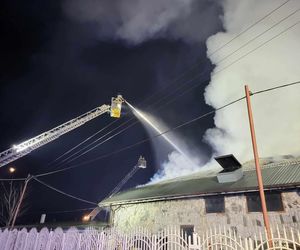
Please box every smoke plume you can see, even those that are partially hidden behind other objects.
[204,0,300,162]
[144,0,300,183]
[63,0,220,44]
[64,0,300,183]
[129,109,205,183]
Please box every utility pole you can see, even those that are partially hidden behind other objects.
[10,174,31,228]
[245,85,272,246]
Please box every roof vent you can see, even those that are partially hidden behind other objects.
[215,154,243,183]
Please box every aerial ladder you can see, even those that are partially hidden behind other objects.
[87,155,147,221]
[0,95,124,168]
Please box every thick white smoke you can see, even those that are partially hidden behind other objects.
[64,0,300,182]
[63,0,220,44]
[128,109,204,183]
[150,151,209,183]
[204,0,300,162]
[147,0,300,183]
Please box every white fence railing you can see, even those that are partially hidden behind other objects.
[0,225,300,250]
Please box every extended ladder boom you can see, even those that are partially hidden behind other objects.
[88,156,147,220]
[0,95,124,168]
[0,105,110,168]
[87,166,140,220]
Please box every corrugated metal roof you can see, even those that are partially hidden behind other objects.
[100,158,300,206]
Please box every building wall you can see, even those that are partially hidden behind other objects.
[110,191,300,237]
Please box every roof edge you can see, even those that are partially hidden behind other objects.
[99,183,300,207]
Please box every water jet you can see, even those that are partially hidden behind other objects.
[125,100,197,167]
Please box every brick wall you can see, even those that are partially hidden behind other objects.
[110,190,300,236]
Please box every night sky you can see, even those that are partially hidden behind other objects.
[0,0,223,224]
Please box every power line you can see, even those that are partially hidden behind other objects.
[6,78,296,215]
[50,75,207,166]
[2,79,300,181]
[46,0,293,166]
[3,9,299,178]
[51,72,206,166]
[48,73,203,167]
[121,8,300,117]
[148,66,210,108]
[209,0,291,57]
[42,207,95,214]
[215,19,300,74]
[138,0,292,108]
[6,4,300,174]
[142,19,300,111]
[1,4,297,214]
[252,80,300,95]
[48,118,120,166]
[66,121,139,164]
[32,177,97,205]
[0,177,26,181]
[139,5,299,112]
[33,79,300,177]
[48,1,296,167]
[0,176,98,207]
[49,69,203,167]
[135,0,292,106]
[25,206,95,216]
[51,117,135,167]
[55,13,293,166]
[27,103,238,177]
[215,7,300,65]
[161,12,300,108]
[168,17,300,105]
[63,75,209,164]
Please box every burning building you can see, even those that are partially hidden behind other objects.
[100,155,300,238]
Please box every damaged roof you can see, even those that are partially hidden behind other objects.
[100,157,300,206]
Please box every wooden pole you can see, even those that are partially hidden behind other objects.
[245,85,272,245]
[10,174,31,228]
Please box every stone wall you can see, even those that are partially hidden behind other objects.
[110,191,300,237]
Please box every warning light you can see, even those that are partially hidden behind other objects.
[82,215,90,222]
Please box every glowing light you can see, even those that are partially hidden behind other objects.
[9,167,16,173]
[82,215,90,222]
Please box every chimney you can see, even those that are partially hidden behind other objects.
[215,154,243,183]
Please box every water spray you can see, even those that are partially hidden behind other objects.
[125,100,197,166]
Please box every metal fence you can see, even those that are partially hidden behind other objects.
[0,225,300,249]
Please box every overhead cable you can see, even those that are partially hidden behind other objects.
[48,118,120,166]
[48,2,296,166]
[216,7,300,65]
[0,177,26,181]
[252,80,300,95]
[136,0,292,106]
[43,207,95,214]
[163,18,300,108]
[34,79,300,177]
[118,9,300,116]
[209,0,291,57]
[56,13,295,166]
[53,117,135,166]
[26,207,95,215]
[2,79,300,181]
[215,19,300,74]
[160,13,300,109]
[32,177,97,205]
[51,72,205,166]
